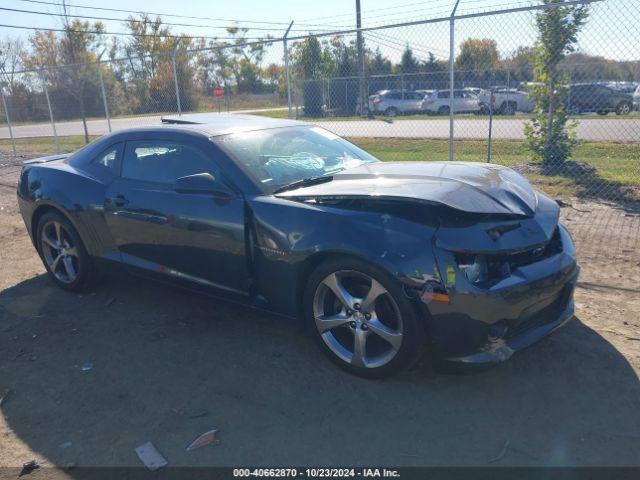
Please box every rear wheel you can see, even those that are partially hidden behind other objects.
[304,258,426,378]
[437,105,450,115]
[36,211,94,291]
[384,107,398,117]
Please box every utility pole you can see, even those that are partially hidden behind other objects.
[97,49,111,132]
[356,0,366,117]
[448,0,461,161]
[172,38,182,115]
[283,21,294,119]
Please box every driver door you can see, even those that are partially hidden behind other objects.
[103,135,249,294]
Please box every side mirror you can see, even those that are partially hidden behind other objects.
[174,173,234,198]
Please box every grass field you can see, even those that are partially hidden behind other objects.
[2,135,637,201]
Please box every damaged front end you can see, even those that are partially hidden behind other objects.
[272,161,578,364]
[426,192,579,364]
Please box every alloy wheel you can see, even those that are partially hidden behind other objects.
[40,220,80,284]
[618,102,631,115]
[313,270,403,369]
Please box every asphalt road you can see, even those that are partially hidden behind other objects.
[1,112,639,142]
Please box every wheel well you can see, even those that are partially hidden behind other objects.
[294,252,339,318]
[31,205,69,245]
[293,251,432,338]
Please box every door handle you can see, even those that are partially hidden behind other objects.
[108,195,129,207]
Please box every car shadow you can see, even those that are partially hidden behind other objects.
[1,271,639,471]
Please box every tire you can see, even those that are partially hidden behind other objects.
[569,106,581,115]
[384,107,398,117]
[303,257,426,378]
[616,101,631,115]
[503,102,516,115]
[437,106,450,115]
[36,211,94,291]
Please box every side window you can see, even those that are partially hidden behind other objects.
[438,91,450,99]
[92,144,121,171]
[122,140,217,184]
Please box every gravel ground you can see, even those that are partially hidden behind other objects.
[0,151,639,474]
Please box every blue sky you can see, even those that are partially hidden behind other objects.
[0,0,637,63]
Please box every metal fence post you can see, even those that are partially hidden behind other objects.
[41,74,60,153]
[487,87,495,163]
[97,50,111,132]
[283,21,294,119]
[449,0,461,162]
[172,39,182,116]
[1,90,17,156]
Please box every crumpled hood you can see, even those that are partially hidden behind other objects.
[276,161,539,216]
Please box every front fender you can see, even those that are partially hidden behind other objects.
[248,196,440,317]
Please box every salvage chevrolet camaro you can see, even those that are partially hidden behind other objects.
[17,115,579,377]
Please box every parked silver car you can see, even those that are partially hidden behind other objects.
[421,89,482,114]
[369,90,426,116]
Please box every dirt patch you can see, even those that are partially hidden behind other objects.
[1,153,639,470]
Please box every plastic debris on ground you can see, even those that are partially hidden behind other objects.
[186,429,220,451]
[19,460,40,477]
[135,441,168,471]
[81,362,93,372]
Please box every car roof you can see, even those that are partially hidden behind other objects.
[158,113,305,136]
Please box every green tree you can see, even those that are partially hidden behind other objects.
[422,52,445,74]
[455,38,499,84]
[399,45,419,74]
[369,47,391,75]
[24,18,105,142]
[524,1,588,166]
[504,46,536,82]
[292,36,324,116]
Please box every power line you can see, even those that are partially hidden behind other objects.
[0,23,268,41]
[0,6,337,33]
[298,0,453,23]
[13,0,344,29]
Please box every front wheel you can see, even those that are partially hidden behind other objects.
[616,101,631,115]
[304,258,426,378]
[36,211,94,291]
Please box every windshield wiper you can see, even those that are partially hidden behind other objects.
[273,175,334,194]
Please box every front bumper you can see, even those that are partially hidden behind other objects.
[425,225,579,365]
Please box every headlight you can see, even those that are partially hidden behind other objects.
[458,255,489,285]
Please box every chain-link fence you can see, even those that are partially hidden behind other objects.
[1,0,639,205]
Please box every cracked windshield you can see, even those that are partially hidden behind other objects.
[215,126,378,191]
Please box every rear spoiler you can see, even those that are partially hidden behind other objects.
[23,153,71,165]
